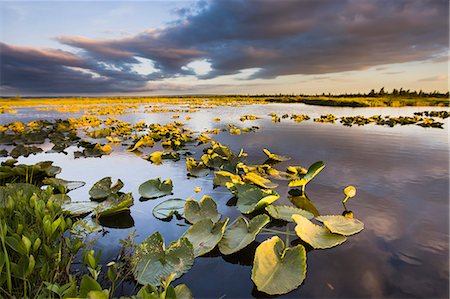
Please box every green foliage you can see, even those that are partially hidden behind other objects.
[0,185,83,298]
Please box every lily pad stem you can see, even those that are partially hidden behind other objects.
[342,195,350,204]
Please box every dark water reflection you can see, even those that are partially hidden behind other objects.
[2,103,449,298]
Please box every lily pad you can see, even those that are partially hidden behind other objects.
[244,172,278,189]
[288,190,320,217]
[133,232,194,286]
[213,171,242,186]
[186,158,209,177]
[233,184,280,214]
[184,196,221,224]
[251,236,306,295]
[315,215,364,236]
[62,201,99,216]
[265,205,314,221]
[218,214,270,255]
[288,161,326,189]
[42,178,85,194]
[263,148,291,162]
[139,178,173,199]
[292,214,346,249]
[152,198,185,220]
[94,193,134,217]
[181,218,229,257]
[89,177,124,200]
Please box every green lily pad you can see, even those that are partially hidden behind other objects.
[292,214,346,249]
[10,144,43,158]
[265,205,314,221]
[152,198,185,221]
[186,158,209,177]
[133,232,194,286]
[89,177,124,200]
[244,172,278,189]
[288,161,326,188]
[42,178,85,194]
[184,196,221,224]
[263,148,291,162]
[315,215,364,236]
[288,190,320,217]
[251,236,306,295]
[62,201,99,216]
[218,214,270,255]
[213,170,242,186]
[233,184,280,214]
[181,218,229,257]
[139,178,173,199]
[94,193,133,217]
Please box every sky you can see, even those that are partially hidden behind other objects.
[0,0,448,96]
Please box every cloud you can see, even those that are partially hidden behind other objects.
[1,0,448,94]
[419,74,448,82]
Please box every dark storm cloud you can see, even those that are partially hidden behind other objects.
[0,43,152,93]
[1,0,448,94]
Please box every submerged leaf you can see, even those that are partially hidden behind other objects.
[133,232,194,286]
[315,215,364,236]
[292,214,346,249]
[251,236,306,295]
[182,218,229,257]
[265,205,314,221]
[139,178,173,199]
[152,198,185,220]
[184,196,221,224]
[218,214,270,255]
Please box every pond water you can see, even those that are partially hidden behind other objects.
[2,103,449,298]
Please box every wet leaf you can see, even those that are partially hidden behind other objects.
[89,177,123,200]
[94,193,133,217]
[184,196,221,224]
[218,214,270,255]
[186,158,209,177]
[139,178,173,199]
[62,201,99,216]
[244,172,278,189]
[288,161,326,188]
[181,218,229,257]
[132,232,194,286]
[265,205,314,221]
[152,198,185,220]
[213,171,242,186]
[233,184,280,214]
[263,148,291,162]
[315,215,364,236]
[42,178,85,194]
[251,236,306,295]
[292,214,346,249]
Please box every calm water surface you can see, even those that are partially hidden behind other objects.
[2,103,449,298]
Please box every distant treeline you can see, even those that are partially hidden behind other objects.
[241,88,449,99]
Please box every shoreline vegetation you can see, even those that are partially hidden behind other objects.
[1,88,449,107]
